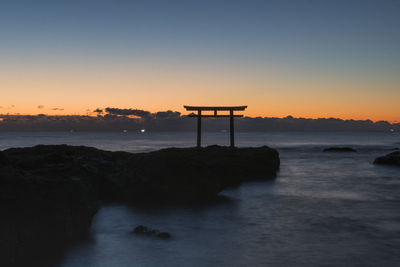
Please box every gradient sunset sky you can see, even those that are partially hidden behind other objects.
[0,0,399,122]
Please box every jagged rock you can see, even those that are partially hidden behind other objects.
[323,147,356,152]
[373,151,400,166]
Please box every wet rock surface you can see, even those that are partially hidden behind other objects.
[373,151,400,167]
[0,144,280,266]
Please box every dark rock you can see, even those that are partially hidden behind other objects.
[1,145,279,202]
[157,232,172,239]
[133,225,158,235]
[125,145,280,200]
[132,225,171,239]
[0,167,99,266]
[373,151,400,166]
[323,147,357,152]
[0,151,8,165]
[0,144,279,265]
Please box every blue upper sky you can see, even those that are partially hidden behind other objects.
[2,0,399,66]
[0,0,399,120]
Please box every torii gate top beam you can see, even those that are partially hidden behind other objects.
[184,106,247,111]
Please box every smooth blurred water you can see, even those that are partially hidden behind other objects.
[1,131,399,266]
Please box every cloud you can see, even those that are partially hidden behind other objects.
[93,108,103,113]
[0,112,398,132]
[155,110,181,118]
[37,105,45,109]
[104,107,152,118]
[104,108,180,119]
[51,108,64,111]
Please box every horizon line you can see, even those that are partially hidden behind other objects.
[0,112,398,124]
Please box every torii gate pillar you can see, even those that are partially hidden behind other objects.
[197,110,202,147]
[230,110,234,147]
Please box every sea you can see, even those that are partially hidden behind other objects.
[1,131,399,267]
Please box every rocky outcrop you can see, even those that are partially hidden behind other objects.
[0,156,99,266]
[323,147,357,152]
[1,145,279,201]
[124,145,280,200]
[0,144,280,265]
[132,225,172,239]
[373,151,400,167]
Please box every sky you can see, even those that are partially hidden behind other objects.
[0,0,399,122]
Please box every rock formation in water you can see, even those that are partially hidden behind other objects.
[132,225,172,239]
[0,144,279,266]
[323,147,357,152]
[373,151,400,167]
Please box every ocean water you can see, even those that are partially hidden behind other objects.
[1,131,399,267]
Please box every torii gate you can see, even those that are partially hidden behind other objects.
[184,105,247,148]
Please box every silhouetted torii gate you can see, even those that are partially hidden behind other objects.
[184,105,247,148]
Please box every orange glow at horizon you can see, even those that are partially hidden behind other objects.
[1,61,399,123]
